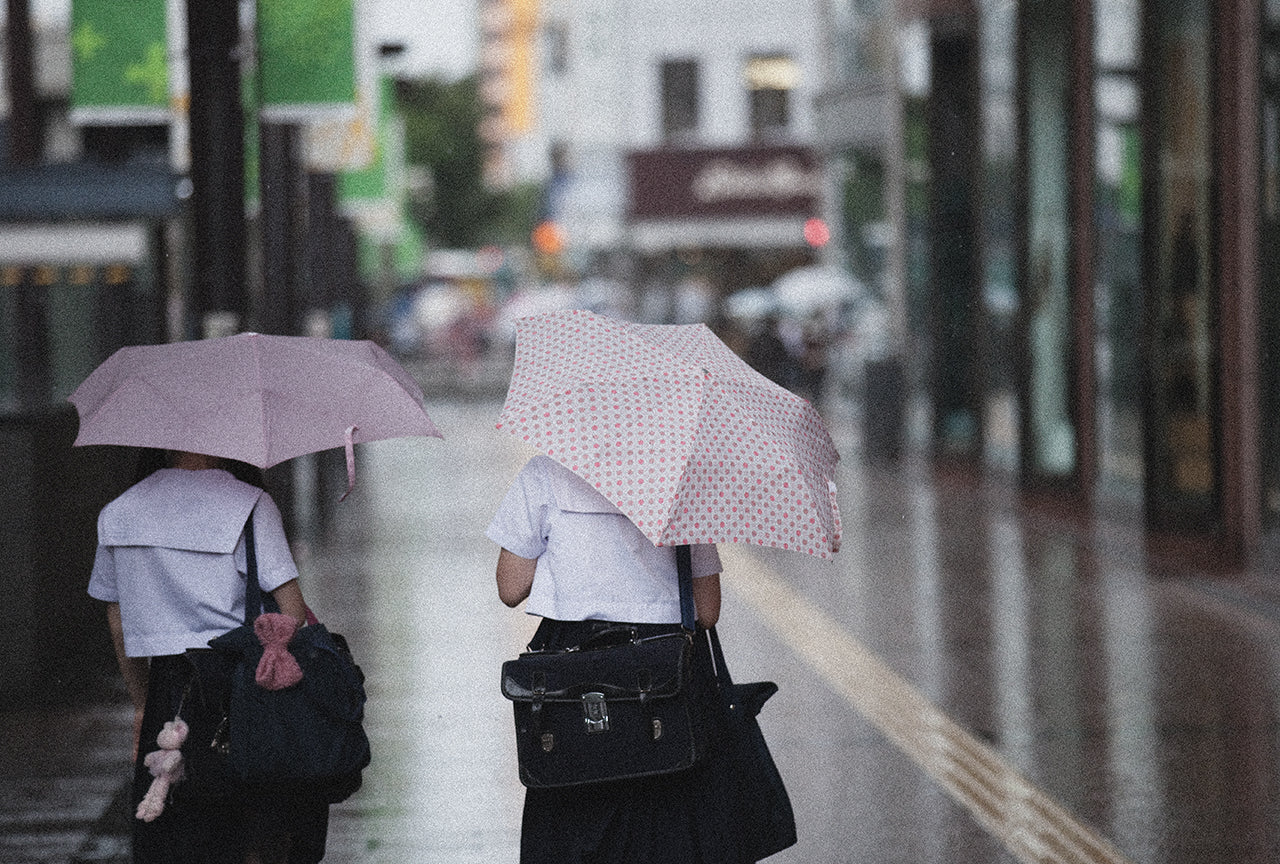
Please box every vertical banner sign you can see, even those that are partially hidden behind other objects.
[337,75,392,209]
[504,0,538,134]
[258,0,358,121]
[340,75,406,266]
[70,0,169,124]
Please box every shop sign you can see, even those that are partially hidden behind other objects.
[629,146,820,220]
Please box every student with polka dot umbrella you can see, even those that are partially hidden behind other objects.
[495,308,841,559]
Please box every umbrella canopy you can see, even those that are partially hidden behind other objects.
[496,309,841,558]
[772,264,863,316]
[724,286,777,322]
[69,333,442,476]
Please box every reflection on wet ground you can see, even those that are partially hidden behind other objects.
[6,397,1280,863]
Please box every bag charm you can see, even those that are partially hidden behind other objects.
[253,613,303,690]
[136,718,189,822]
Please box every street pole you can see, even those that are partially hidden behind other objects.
[186,0,248,338]
[4,0,39,165]
[259,122,300,336]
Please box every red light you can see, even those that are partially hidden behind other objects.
[804,218,830,248]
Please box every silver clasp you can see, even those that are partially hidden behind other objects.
[582,692,610,732]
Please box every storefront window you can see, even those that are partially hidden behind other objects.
[1094,0,1143,503]
[0,224,156,413]
[1146,1,1216,525]
[1260,2,1280,528]
[1023,0,1075,479]
[981,0,1018,472]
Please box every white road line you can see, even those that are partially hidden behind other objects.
[721,545,1135,864]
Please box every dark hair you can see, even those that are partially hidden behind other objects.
[132,448,168,484]
[222,459,266,489]
[133,449,266,489]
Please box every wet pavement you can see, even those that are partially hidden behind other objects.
[6,395,1280,862]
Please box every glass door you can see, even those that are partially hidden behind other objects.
[1093,0,1144,504]
[1143,0,1217,528]
[1021,0,1076,482]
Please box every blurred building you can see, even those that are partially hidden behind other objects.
[477,0,833,312]
[820,0,1279,567]
[0,7,178,698]
[0,1,388,698]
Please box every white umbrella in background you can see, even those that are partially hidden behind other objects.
[492,285,577,343]
[724,287,777,322]
[772,265,864,317]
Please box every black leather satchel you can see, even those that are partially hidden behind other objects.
[500,546,705,788]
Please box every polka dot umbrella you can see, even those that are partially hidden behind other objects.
[496,309,842,558]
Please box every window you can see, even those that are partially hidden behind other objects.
[746,54,797,136]
[1023,0,1075,479]
[1145,2,1216,525]
[661,59,699,140]
[545,21,569,77]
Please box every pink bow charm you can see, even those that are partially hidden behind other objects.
[254,613,303,690]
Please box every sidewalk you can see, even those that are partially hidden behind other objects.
[8,395,1280,863]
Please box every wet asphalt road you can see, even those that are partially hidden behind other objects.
[6,395,1280,863]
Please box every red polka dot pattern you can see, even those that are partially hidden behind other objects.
[495,309,843,558]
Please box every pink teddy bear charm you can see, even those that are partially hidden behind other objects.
[135,717,189,822]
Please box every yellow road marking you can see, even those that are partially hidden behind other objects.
[721,545,1135,864]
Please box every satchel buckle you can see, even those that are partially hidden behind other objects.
[582,692,610,733]
[210,715,231,756]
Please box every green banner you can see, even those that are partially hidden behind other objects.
[258,0,357,121]
[70,0,169,124]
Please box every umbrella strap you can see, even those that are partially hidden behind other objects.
[241,506,280,624]
[677,545,695,633]
[340,425,358,502]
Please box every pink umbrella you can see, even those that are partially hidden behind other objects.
[496,309,841,558]
[69,332,443,493]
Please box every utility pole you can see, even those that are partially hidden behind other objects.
[186,1,247,338]
[258,122,301,336]
[4,0,39,165]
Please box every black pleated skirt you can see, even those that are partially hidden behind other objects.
[131,654,330,864]
[517,619,745,864]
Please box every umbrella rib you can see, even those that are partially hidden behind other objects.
[251,334,271,466]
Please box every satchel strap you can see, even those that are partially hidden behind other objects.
[676,545,695,633]
[241,507,281,625]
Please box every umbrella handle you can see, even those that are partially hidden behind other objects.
[828,480,842,553]
[339,425,358,502]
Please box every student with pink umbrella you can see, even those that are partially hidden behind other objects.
[71,332,442,864]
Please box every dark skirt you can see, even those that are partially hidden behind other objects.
[517,619,743,864]
[132,655,330,864]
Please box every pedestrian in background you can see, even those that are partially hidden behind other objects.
[488,453,740,864]
[88,448,328,864]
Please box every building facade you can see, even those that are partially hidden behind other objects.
[478,0,833,308]
[839,0,1274,566]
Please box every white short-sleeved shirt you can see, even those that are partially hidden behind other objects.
[88,468,300,657]
[486,455,722,624]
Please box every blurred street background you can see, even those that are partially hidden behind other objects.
[5,0,1280,861]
